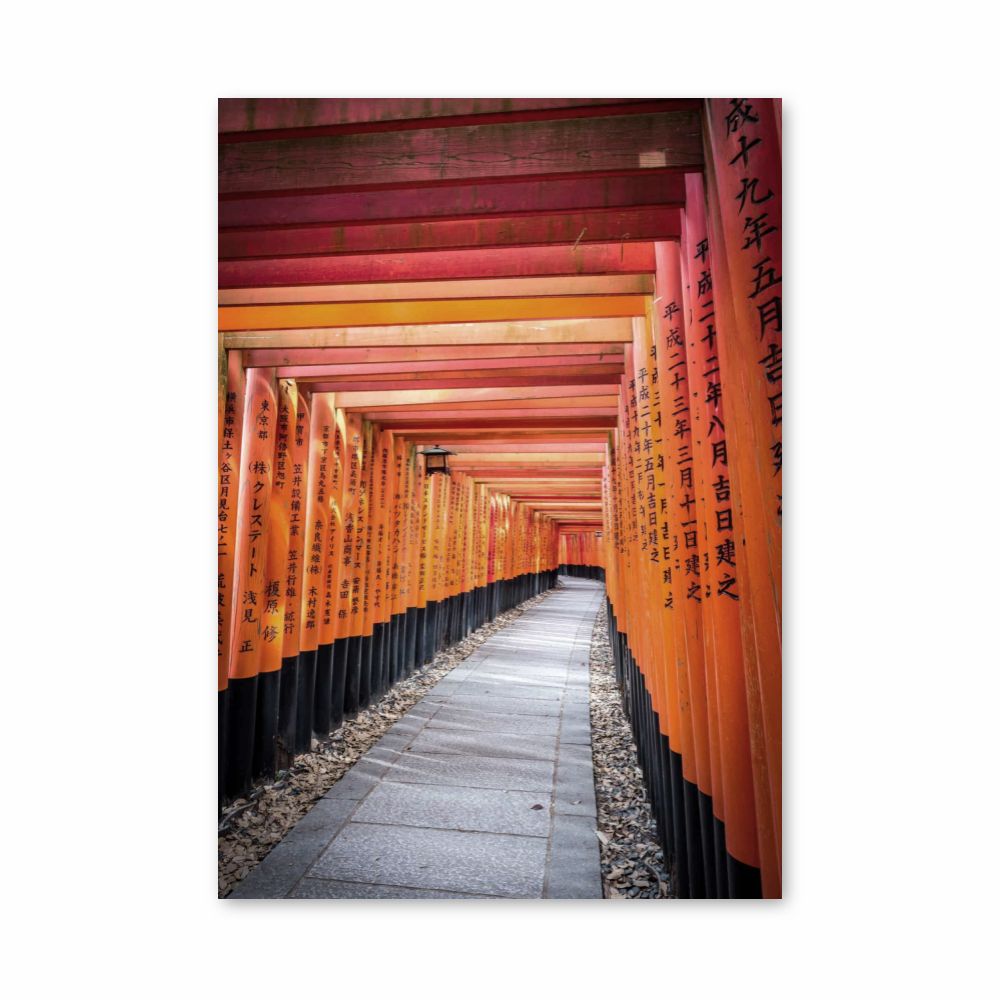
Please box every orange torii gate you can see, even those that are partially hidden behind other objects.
[217,97,782,898]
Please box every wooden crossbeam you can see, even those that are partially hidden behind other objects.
[224,317,635,349]
[218,99,697,136]
[219,111,703,193]
[245,342,625,368]
[220,242,656,287]
[303,375,620,392]
[279,356,622,380]
[332,384,618,407]
[219,295,644,331]
[219,174,685,228]
[220,208,681,258]
[221,275,652,306]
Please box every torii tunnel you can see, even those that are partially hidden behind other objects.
[218,98,782,898]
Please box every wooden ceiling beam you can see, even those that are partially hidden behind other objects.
[222,275,652,306]
[220,242,656,287]
[220,208,680,259]
[219,99,698,137]
[219,111,702,194]
[219,294,644,331]
[220,174,685,229]
[224,317,635,350]
[245,342,624,368]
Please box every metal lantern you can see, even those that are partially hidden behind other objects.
[422,444,453,476]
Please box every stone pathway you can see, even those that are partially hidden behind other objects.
[230,577,606,899]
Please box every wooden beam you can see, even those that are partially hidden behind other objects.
[218,99,683,135]
[219,174,686,228]
[220,242,657,287]
[369,408,617,420]
[450,453,604,463]
[360,400,617,416]
[219,111,703,193]
[334,384,619,407]
[221,275,652,305]
[219,295,645,331]
[219,208,681,259]
[298,363,623,385]
[244,342,625,368]
[376,417,616,430]
[278,355,623,379]
[302,374,620,392]
[223,317,635,349]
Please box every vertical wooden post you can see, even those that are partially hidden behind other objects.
[681,170,764,895]
[253,377,296,779]
[224,367,279,799]
[703,98,783,897]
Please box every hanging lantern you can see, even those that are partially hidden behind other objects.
[421,444,453,476]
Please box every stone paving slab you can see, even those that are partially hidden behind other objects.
[352,780,551,836]
[309,822,549,897]
[228,577,607,900]
[426,706,561,736]
[407,728,558,761]
[424,693,563,717]
[384,750,556,791]
[290,878,493,899]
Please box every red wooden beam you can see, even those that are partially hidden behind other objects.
[302,374,621,392]
[298,363,623,384]
[335,384,621,407]
[219,112,703,194]
[363,407,618,421]
[376,417,616,430]
[219,173,686,228]
[219,99,685,135]
[220,208,681,259]
[220,242,657,287]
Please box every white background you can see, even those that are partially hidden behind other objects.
[2,2,997,996]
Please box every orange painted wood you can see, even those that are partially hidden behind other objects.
[280,388,311,658]
[223,317,636,350]
[218,349,245,689]
[319,405,348,647]
[681,171,762,874]
[229,368,279,680]
[259,379,297,673]
[218,295,646,331]
[297,392,336,653]
[703,98,782,897]
[220,275,653,306]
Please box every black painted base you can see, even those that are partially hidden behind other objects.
[295,648,316,753]
[276,654,298,770]
[223,674,257,801]
[558,563,606,581]
[606,596,763,899]
[218,571,562,809]
[330,637,348,730]
[252,668,281,781]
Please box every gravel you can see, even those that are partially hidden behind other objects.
[219,589,555,897]
[588,601,674,899]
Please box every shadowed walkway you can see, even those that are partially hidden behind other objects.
[231,577,605,899]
